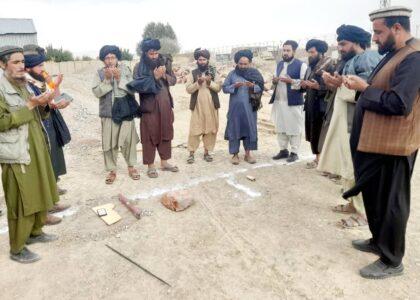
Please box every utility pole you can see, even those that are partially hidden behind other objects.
[380,0,391,8]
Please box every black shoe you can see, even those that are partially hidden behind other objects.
[272,149,289,160]
[352,239,380,255]
[360,259,404,279]
[26,233,58,245]
[286,152,299,163]
[10,247,41,264]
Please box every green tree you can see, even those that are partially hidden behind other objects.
[45,45,74,62]
[120,48,134,61]
[137,22,180,56]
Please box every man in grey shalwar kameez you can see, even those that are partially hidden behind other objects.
[223,49,264,165]
[92,45,140,184]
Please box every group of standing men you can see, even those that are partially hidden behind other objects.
[0,4,419,280]
[268,6,420,279]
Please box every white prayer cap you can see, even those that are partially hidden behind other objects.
[369,6,412,21]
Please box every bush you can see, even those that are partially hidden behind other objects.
[45,45,74,62]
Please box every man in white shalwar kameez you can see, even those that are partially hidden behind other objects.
[270,40,307,163]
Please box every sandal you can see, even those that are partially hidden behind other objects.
[105,171,116,184]
[187,154,195,164]
[244,155,256,164]
[147,168,158,178]
[306,160,318,169]
[161,165,179,172]
[332,203,356,214]
[128,167,140,180]
[204,153,213,162]
[338,215,368,228]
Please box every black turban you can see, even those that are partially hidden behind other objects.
[99,45,121,61]
[234,49,253,63]
[305,39,328,54]
[140,38,161,53]
[23,44,46,68]
[193,48,210,60]
[336,25,372,49]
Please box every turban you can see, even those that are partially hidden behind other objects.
[99,45,121,61]
[234,49,253,63]
[193,48,210,60]
[305,39,328,54]
[23,44,46,68]
[140,38,161,53]
[0,45,23,59]
[336,25,372,49]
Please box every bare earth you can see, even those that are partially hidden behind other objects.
[0,62,419,300]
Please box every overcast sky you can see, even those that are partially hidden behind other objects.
[1,0,419,57]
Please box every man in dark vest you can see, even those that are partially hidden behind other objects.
[343,6,420,279]
[270,40,307,163]
[92,45,140,184]
[185,48,221,164]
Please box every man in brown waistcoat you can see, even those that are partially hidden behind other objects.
[343,6,420,279]
[185,48,221,164]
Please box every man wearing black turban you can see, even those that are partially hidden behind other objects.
[301,39,334,167]
[99,45,122,62]
[222,49,264,165]
[92,44,140,184]
[127,38,178,178]
[318,24,381,230]
[23,44,72,225]
[186,48,221,164]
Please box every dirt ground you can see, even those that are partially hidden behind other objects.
[0,62,419,300]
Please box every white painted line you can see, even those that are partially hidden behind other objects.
[225,176,261,198]
[0,226,8,235]
[52,207,79,218]
[130,156,314,201]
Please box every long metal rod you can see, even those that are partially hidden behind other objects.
[105,244,172,287]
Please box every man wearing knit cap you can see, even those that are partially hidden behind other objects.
[92,45,140,184]
[343,6,420,279]
[185,48,221,164]
[0,46,59,263]
[23,44,71,226]
[128,38,178,178]
[318,25,382,229]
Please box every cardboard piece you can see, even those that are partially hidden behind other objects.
[92,203,122,225]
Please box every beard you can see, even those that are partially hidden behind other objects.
[340,50,357,62]
[377,34,396,55]
[283,55,294,62]
[235,65,249,77]
[144,55,160,69]
[28,70,45,82]
[308,55,321,68]
[197,62,209,72]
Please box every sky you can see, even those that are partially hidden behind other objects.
[1,0,419,57]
